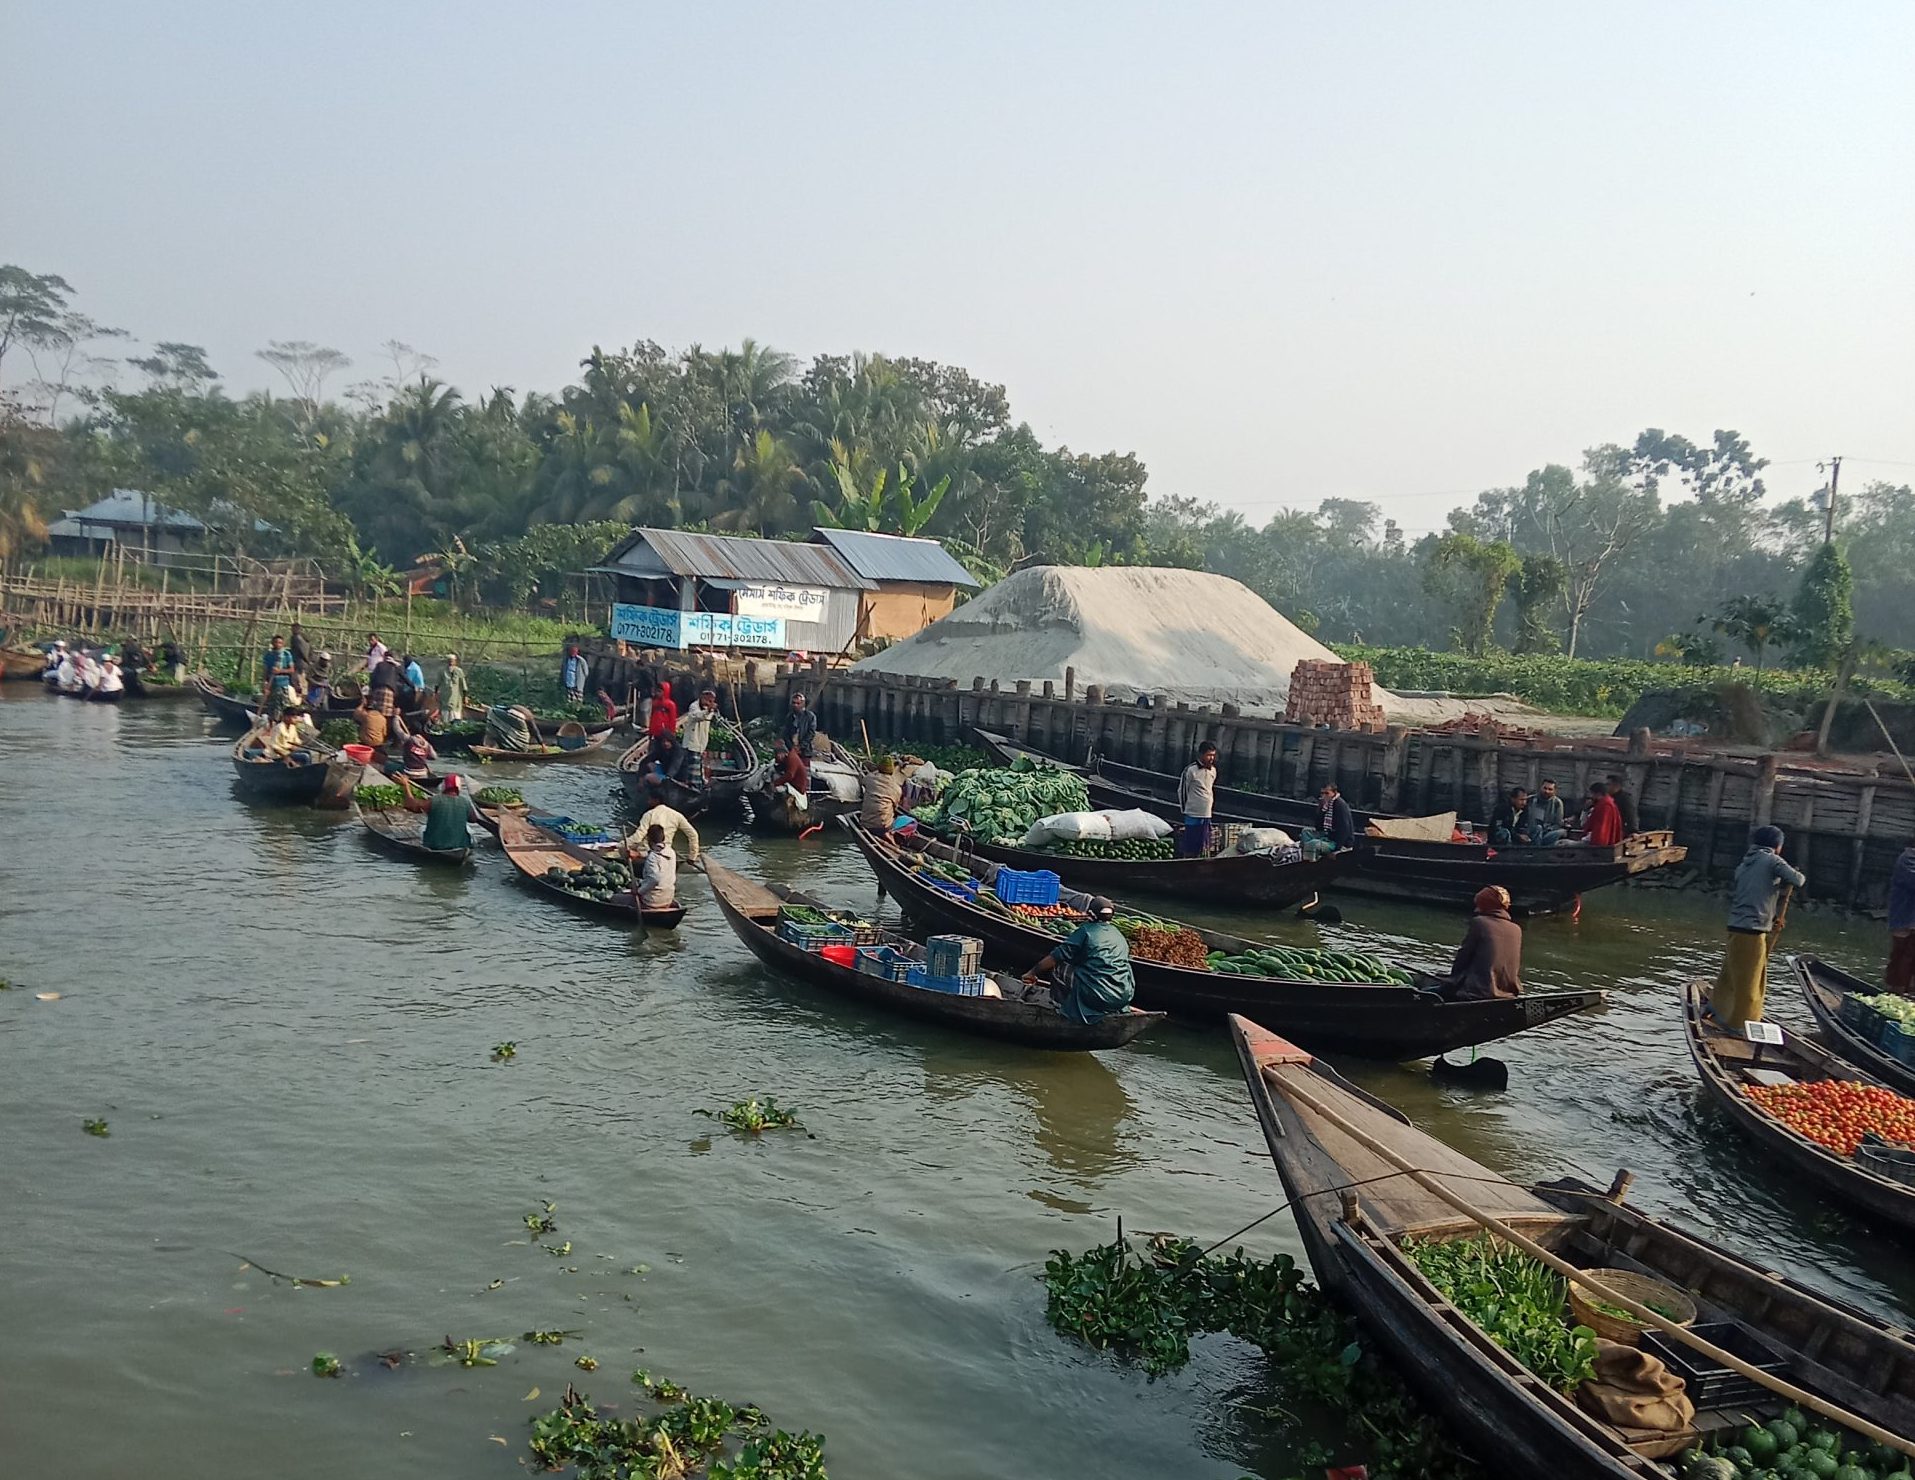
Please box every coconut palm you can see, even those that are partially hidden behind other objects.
[712,429,801,536]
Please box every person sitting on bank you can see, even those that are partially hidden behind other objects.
[1605,772,1639,836]
[627,802,699,865]
[422,773,476,853]
[1887,838,1915,994]
[1022,895,1137,1023]
[860,755,904,832]
[1577,780,1624,848]
[263,705,319,762]
[1437,886,1524,1001]
[483,703,539,753]
[1522,778,1566,847]
[636,823,678,909]
[1318,781,1357,852]
[1711,825,1807,1030]
[1489,786,1531,846]
[1178,741,1218,857]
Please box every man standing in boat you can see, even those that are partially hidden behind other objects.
[1886,838,1915,994]
[1178,741,1218,857]
[1711,825,1806,1029]
[1022,896,1136,1022]
[782,689,818,765]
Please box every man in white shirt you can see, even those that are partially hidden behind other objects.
[677,687,721,775]
[1177,741,1218,856]
[636,825,678,908]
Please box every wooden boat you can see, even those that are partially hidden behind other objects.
[974,730,1688,915]
[1795,954,1915,1097]
[740,739,866,833]
[1683,980,1915,1236]
[353,771,474,868]
[616,717,761,819]
[706,861,1163,1050]
[0,645,45,681]
[849,822,1602,1058]
[1231,1014,1915,1479]
[230,725,336,802]
[469,721,613,765]
[196,673,428,731]
[951,828,1355,910]
[496,810,685,927]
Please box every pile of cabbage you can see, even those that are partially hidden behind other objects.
[909,757,1089,843]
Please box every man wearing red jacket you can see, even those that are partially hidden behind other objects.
[1579,781,1623,848]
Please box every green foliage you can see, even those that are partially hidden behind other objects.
[1042,1234,1480,1479]
[1399,1235,1598,1393]
[1709,593,1795,671]
[1509,554,1567,655]
[1791,541,1855,668]
[528,1380,825,1480]
[311,1352,341,1378]
[698,1097,802,1134]
[82,1118,109,1137]
[1424,533,1522,656]
[1336,643,1911,719]
[318,718,358,749]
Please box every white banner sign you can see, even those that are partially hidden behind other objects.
[733,583,827,622]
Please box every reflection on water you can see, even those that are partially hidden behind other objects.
[1,688,1911,1480]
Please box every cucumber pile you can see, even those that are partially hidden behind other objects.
[1042,838,1176,860]
[1205,943,1415,985]
[1680,1410,1912,1479]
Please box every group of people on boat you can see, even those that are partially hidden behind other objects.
[42,641,127,700]
[1487,773,1637,848]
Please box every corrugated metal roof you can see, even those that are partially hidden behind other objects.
[58,490,206,531]
[601,529,874,590]
[810,527,978,587]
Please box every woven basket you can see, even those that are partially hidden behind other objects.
[1567,1269,1698,1347]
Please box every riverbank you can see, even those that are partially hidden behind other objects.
[2,687,1911,1479]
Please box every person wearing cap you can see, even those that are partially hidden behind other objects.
[422,772,477,853]
[1022,895,1136,1023]
[625,802,700,865]
[42,640,67,682]
[1437,886,1524,1001]
[437,653,469,721]
[1712,824,1807,1029]
[678,686,721,774]
[306,649,334,712]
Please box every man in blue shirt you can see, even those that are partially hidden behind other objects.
[261,634,297,714]
[561,644,589,703]
[403,653,426,695]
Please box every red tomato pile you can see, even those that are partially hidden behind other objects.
[1743,1078,1915,1156]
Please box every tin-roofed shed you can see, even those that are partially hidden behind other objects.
[809,527,979,643]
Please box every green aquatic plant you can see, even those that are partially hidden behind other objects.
[442,1335,506,1368]
[524,1202,558,1235]
[573,1355,598,1372]
[698,1097,802,1134]
[82,1118,109,1137]
[528,1382,823,1479]
[311,1352,341,1378]
[524,1328,581,1346]
[492,1041,518,1062]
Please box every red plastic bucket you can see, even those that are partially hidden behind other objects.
[819,944,857,968]
[343,743,374,765]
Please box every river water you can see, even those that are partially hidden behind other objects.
[2,689,1909,1479]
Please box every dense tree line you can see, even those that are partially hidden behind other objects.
[1,263,1908,665]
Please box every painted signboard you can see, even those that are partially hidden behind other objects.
[610,604,786,651]
[733,583,827,622]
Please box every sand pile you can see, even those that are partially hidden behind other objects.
[853,565,1403,715]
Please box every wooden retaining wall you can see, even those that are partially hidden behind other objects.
[582,646,1915,911]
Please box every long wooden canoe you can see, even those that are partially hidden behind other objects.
[354,778,475,869]
[1795,954,1915,1098]
[496,811,685,927]
[230,726,336,802]
[849,822,1602,1059]
[616,717,760,818]
[1683,980,1915,1236]
[974,730,1687,915]
[706,860,1162,1050]
[0,645,45,681]
[949,828,1355,910]
[1232,1014,1915,1479]
[470,723,614,765]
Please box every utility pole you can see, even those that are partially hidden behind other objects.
[1819,455,1843,542]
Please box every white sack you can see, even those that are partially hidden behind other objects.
[1101,808,1173,842]
[1021,810,1114,847]
[1232,826,1295,856]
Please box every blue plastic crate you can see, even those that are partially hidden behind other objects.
[993,867,1061,907]
[1884,1021,1915,1068]
[919,970,989,996]
[856,946,912,983]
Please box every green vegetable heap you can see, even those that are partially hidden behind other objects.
[1854,993,1915,1028]
[1681,1410,1912,1480]
[1400,1235,1598,1394]
[545,858,633,901]
[910,757,1089,843]
[475,786,523,806]
[354,783,406,810]
[1207,943,1415,984]
[1043,837,1176,860]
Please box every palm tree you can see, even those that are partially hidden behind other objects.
[712,430,801,535]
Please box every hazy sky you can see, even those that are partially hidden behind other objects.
[6,1,1911,531]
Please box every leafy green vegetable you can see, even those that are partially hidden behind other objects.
[1401,1235,1598,1394]
[354,783,405,809]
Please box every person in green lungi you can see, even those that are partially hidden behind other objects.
[1711,825,1805,1029]
[423,773,476,853]
[1022,895,1136,1022]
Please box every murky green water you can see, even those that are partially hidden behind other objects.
[2,689,1909,1478]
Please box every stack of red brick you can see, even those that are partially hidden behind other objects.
[1423,712,1548,744]
[1283,660,1386,731]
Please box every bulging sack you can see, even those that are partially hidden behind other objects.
[1232,826,1295,855]
[1021,811,1114,847]
[1101,808,1173,842]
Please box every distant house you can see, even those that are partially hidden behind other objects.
[808,528,980,642]
[45,490,274,564]
[591,526,977,654]
[46,491,207,561]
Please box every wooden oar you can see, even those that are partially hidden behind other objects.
[1267,1060,1915,1459]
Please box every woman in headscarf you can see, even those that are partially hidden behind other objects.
[1439,886,1523,1001]
[1712,825,1806,1029]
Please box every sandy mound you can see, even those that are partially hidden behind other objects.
[854,565,1400,714]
